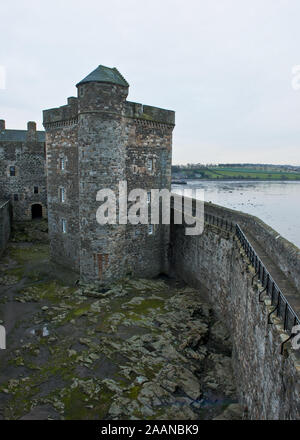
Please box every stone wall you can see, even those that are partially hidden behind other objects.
[0,200,11,256]
[204,202,300,290]
[124,110,173,278]
[170,202,300,419]
[45,120,79,272]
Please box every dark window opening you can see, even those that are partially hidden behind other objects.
[34,186,39,194]
[62,219,67,233]
[13,194,18,201]
[31,204,43,219]
[10,166,16,176]
[59,187,65,203]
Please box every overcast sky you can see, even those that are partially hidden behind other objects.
[1,0,300,164]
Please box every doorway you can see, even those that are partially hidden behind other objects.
[31,204,43,219]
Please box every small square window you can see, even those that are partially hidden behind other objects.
[13,194,18,201]
[34,186,39,194]
[62,219,67,234]
[60,187,65,203]
[10,166,16,176]
[148,224,154,235]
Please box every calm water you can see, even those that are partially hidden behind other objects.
[172,180,300,249]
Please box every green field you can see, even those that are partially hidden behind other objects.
[174,167,300,180]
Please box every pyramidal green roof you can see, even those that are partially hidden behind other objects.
[76,65,129,87]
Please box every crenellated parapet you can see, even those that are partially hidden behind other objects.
[125,101,175,128]
[43,97,78,130]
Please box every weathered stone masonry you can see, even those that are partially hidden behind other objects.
[0,120,47,221]
[0,200,11,256]
[170,201,300,419]
[43,65,175,282]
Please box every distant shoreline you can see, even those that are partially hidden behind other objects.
[172,177,300,182]
[171,165,300,181]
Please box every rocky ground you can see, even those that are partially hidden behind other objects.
[0,221,243,420]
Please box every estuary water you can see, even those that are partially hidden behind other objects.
[172,180,300,249]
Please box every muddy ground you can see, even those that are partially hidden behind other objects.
[0,221,242,420]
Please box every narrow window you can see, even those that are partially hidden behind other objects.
[62,219,67,234]
[147,159,153,172]
[60,158,65,170]
[10,166,16,176]
[60,187,65,203]
[95,253,109,279]
[34,186,39,194]
[148,224,153,235]
[13,194,18,201]
[147,191,151,204]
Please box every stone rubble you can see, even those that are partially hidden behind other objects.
[0,239,243,420]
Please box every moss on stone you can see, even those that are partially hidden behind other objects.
[9,244,49,265]
[126,384,142,400]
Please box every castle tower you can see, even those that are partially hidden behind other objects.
[43,65,175,283]
[76,66,129,282]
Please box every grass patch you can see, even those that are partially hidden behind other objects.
[9,244,49,265]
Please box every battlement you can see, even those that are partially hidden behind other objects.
[125,101,175,126]
[43,96,174,129]
[43,97,78,128]
[43,64,174,129]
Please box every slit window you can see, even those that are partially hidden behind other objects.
[10,166,16,176]
[148,224,154,235]
[34,186,39,194]
[60,158,65,170]
[147,158,153,172]
[147,191,151,204]
[62,219,67,234]
[59,187,65,203]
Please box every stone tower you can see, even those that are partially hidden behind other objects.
[76,66,129,281]
[43,65,175,283]
[0,119,47,220]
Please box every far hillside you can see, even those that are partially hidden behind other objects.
[172,163,300,181]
